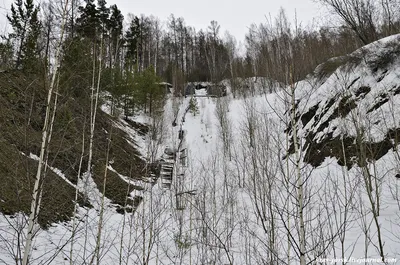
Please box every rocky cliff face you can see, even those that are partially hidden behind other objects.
[288,34,400,169]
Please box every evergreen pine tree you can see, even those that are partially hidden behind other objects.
[135,66,164,115]
[97,0,110,35]
[0,39,13,69]
[109,4,124,68]
[76,0,99,40]
[23,3,41,71]
[7,0,41,70]
[125,16,140,70]
[188,96,199,116]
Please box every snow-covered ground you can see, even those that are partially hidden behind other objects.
[1,35,400,264]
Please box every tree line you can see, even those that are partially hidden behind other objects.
[1,0,399,99]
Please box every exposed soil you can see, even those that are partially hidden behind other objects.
[0,70,149,227]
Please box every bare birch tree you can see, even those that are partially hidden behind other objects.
[21,1,70,264]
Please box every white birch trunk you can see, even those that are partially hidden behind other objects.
[290,72,306,265]
[85,45,98,200]
[70,123,85,265]
[91,35,106,265]
[21,1,69,264]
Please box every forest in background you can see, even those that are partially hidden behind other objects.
[1,0,400,102]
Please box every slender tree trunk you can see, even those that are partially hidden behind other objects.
[89,34,105,265]
[36,74,60,213]
[70,121,86,265]
[92,126,112,265]
[290,70,306,265]
[21,1,69,264]
[85,43,98,200]
[83,33,102,263]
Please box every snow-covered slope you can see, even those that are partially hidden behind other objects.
[293,34,400,168]
[1,35,400,264]
[147,34,400,264]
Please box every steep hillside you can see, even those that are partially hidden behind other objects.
[0,70,148,227]
[290,34,400,168]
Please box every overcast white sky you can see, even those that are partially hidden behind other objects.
[0,0,326,42]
